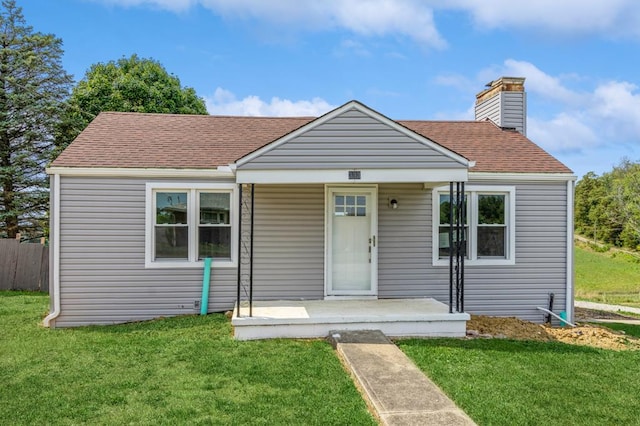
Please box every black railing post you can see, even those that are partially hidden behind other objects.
[449,182,454,313]
[460,181,465,312]
[456,182,461,312]
[236,184,243,318]
[249,184,255,317]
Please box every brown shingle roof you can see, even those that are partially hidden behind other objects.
[51,111,572,174]
[399,120,572,173]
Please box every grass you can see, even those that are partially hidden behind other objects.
[398,337,640,426]
[0,291,375,426]
[575,243,640,308]
[595,322,640,338]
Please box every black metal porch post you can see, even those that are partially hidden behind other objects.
[236,184,243,318]
[449,182,454,313]
[460,181,465,312]
[249,184,255,317]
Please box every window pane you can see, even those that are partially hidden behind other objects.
[156,192,188,224]
[346,195,355,205]
[439,194,467,225]
[155,226,188,259]
[478,194,505,224]
[356,196,366,206]
[200,193,230,224]
[335,195,344,205]
[199,227,231,259]
[477,226,506,257]
[356,206,366,217]
[438,226,468,258]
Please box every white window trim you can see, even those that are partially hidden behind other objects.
[432,185,516,266]
[145,182,238,268]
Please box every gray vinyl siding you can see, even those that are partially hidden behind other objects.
[53,176,237,327]
[247,181,567,322]
[251,185,325,299]
[54,177,568,327]
[377,181,567,322]
[475,94,501,127]
[378,184,433,297]
[501,92,527,135]
[239,108,466,170]
[475,92,527,135]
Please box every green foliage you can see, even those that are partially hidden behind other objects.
[575,159,640,249]
[56,54,208,152]
[0,292,375,425]
[399,338,640,425]
[0,0,73,239]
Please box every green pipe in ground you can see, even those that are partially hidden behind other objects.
[200,258,212,315]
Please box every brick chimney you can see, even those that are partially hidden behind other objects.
[475,77,526,135]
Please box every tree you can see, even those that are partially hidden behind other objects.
[574,159,640,250]
[57,54,208,151]
[0,0,72,239]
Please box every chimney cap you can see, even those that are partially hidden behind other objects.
[476,76,525,102]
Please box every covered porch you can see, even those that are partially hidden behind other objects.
[231,101,471,340]
[232,298,470,340]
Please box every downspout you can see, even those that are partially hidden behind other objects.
[565,178,575,323]
[200,258,212,315]
[43,173,61,327]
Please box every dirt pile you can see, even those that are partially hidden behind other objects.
[466,315,640,351]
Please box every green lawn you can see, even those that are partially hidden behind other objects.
[575,244,640,308]
[398,336,640,426]
[0,292,375,425]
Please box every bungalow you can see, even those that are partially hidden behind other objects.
[44,77,575,339]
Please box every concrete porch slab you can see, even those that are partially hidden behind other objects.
[232,298,470,340]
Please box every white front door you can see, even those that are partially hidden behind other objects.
[326,186,378,296]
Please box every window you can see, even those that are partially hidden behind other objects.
[146,183,236,268]
[433,186,515,265]
[334,195,367,217]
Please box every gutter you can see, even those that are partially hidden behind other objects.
[43,173,61,327]
[566,179,575,323]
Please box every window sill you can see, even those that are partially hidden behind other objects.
[432,258,516,267]
[145,259,236,269]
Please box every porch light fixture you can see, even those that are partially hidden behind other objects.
[389,198,398,209]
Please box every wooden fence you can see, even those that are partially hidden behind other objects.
[0,239,49,292]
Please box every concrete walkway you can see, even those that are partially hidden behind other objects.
[328,330,476,426]
[575,300,640,316]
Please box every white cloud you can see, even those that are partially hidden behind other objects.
[478,60,640,153]
[90,0,196,12]
[528,114,599,152]
[445,0,640,39]
[91,0,447,48]
[205,87,335,116]
[498,60,584,105]
[335,39,371,57]
[95,0,640,42]
[591,81,640,138]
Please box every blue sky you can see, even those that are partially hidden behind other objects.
[22,0,640,178]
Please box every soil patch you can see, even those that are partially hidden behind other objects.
[466,315,640,351]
